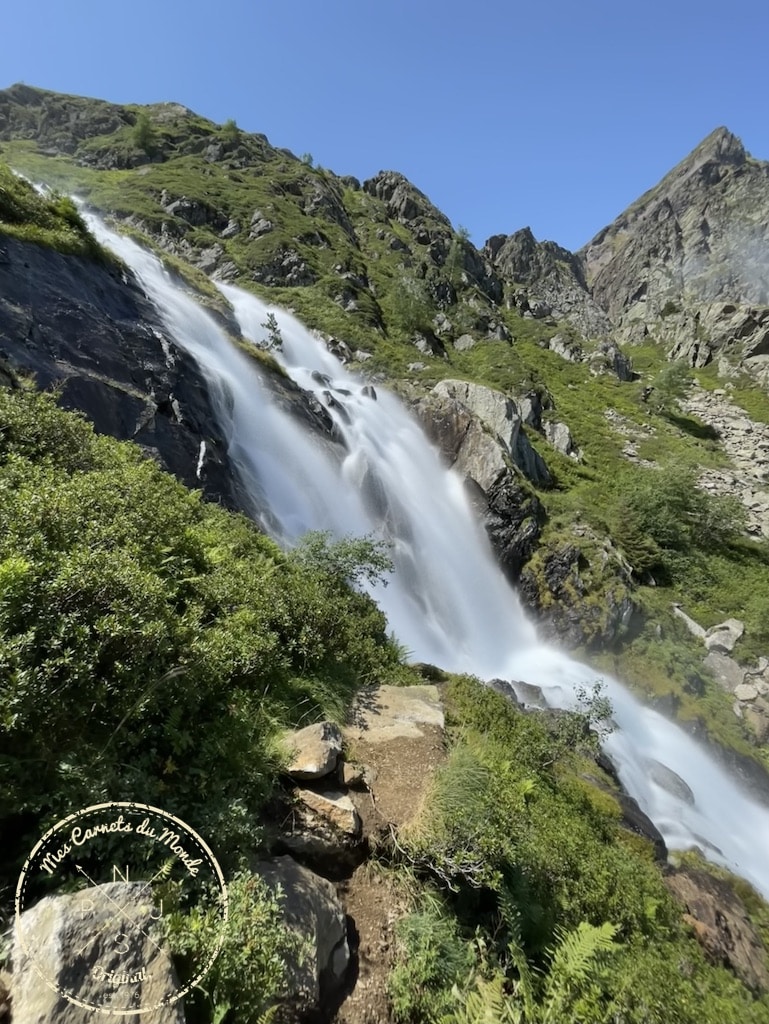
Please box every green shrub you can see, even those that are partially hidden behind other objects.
[132,111,156,154]
[0,388,404,861]
[164,871,301,1023]
[389,904,474,1023]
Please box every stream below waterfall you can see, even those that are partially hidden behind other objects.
[86,215,769,900]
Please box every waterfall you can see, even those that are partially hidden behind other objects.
[86,215,769,900]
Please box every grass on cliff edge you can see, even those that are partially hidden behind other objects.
[0,161,113,263]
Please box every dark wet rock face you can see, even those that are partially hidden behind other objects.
[0,235,238,503]
[0,235,342,519]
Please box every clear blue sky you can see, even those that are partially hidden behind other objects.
[4,0,767,251]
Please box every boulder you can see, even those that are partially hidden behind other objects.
[220,218,240,239]
[433,379,521,455]
[547,333,583,362]
[454,333,477,351]
[284,721,343,780]
[413,388,546,580]
[544,420,582,460]
[11,883,184,1022]
[341,761,374,789]
[294,788,361,836]
[253,856,350,1011]
[487,678,523,706]
[734,683,759,702]
[646,759,695,804]
[703,651,745,691]
[430,378,551,485]
[704,618,745,654]
[249,212,274,239]
[744,702,769,744]
[588,340,637,380]
[346,685,444,743]
[280,787,364,871]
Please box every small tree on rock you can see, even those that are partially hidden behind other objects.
[260,312,283,352]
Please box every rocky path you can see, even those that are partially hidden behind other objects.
[332,684,446,1024]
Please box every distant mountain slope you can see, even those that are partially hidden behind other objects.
[580,128,769,366]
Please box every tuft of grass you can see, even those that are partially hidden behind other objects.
[0,161,116,265]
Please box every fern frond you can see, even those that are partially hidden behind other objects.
[542,921,618,1023]
[453,973,522,1024]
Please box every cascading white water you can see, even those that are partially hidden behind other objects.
[86,215,769,899]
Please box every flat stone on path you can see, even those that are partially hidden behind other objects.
[344,684,445,830]
[345,684,444,743]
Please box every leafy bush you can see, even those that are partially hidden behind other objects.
[164,871,301,1024]
[608,463,747,577]
[389,903,474,1023]
[0,387,404,861]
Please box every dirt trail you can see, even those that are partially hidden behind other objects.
[331,685,446,1024]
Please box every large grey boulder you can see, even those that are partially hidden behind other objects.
[432,379,520,456]
[284,721,343,780]
[544,420,582,461]
[431,379,551,486]
[704,650,746,691]
[11,883,184,1023]
[253,856,349,1012]
[704,618,744,654]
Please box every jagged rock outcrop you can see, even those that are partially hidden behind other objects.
[581,128,769,360]
[413,380,547,580]
[430,379,551,486]
[363,170,452,235]
[0,234,237,504]
[665,866,769,993]
[485,227,611,338]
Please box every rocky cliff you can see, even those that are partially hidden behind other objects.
[580,127,769,366]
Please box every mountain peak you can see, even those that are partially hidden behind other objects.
[689,126,746,166]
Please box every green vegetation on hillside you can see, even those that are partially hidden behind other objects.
[386,676,769,1023]
[0,162,111,261]
[0,385,407,852]
[5,110,769,773]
